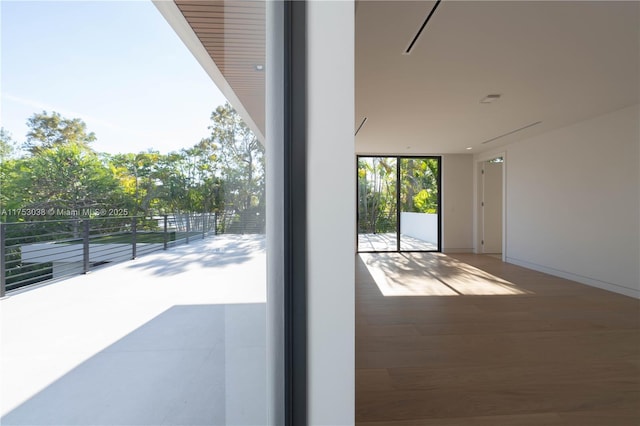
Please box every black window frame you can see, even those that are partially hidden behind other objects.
[356,155,442,253]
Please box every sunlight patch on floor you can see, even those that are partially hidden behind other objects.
[360,252,530,297]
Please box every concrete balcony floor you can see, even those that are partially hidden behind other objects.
[0,235,266,426]
[358,233,437,252]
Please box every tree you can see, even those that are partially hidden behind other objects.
[0,157,27,218]
[0,128,18,160]
[0,129,21,215]
[154,152,190,213]
[109,151,166,217]
[1,105,264,231]
[358,157,397,233]
[25,142,118,214]
[400,158,438,214]
[206,102,265,231]
[24,111,96,154]
[0,113,119,220]
[174,143,219,213]
[358,157,439,234]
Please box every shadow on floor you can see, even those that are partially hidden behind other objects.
[123,235,266,277]
[1,303,266,426]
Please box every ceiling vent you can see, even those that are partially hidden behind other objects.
[404,0,442,54]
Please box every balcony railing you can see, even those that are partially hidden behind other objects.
[0,213,218,295]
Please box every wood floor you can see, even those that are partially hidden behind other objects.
[355,252,640,425]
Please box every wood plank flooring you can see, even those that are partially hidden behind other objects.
[356,253,640,425]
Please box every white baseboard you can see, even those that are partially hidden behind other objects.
[506,257,640,299]
[442,248,474,253]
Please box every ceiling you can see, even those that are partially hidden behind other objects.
[355,1,640,154]
[159,1,639,155]
[174,0,265,135]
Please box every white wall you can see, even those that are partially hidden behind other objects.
[400,213,438,244]
[307,1,355,424]
[503,104,640,298]
[442,154,474,252]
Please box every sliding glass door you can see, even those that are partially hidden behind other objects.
[357,156,440,252]
[399,157,440,251]
[357,157,398,251]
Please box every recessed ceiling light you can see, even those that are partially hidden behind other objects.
[466,147,473,150]
[480,94,501,104]
[255,64,264,71]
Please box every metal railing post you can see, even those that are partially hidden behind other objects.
[186,213,190,244]
[202,212,206,239]
[214,213,218,235]
[0,223,6,297]
[83,219,90,274]
[163,215,168,250]
[131,216,137,259]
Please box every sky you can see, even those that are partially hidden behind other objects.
[0,0,228,155]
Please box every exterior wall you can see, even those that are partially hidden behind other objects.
[307,1,355,424]
[400,212,438,244]
[482,104,640,297]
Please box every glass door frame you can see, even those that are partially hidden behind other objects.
[356,155,442,253]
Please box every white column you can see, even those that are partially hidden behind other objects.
[265,1,285,425]
[307,1,355,424]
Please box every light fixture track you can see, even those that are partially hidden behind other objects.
[404,0,442,54]
[355,117,368,136]
[481,121,543,145]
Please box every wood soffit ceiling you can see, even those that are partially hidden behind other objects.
[174,0,265,135]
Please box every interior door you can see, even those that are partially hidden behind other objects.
[482,159,503,253]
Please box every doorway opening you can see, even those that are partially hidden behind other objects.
[478,156,504,257]
[357,156,441,253]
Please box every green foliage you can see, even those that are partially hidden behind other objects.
[358,157,397,234]
[401,158,438,214]
[1,106,264,227]
[0,128,18,160]
[412,189,431,212]
[25,142,119,213]
[207,102,265,214]
[358,157,439,233]
[24,111,96,154]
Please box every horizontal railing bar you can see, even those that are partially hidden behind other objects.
[13,252,81,263]
[89,246,131,256]
[136,245,162,254]
[88,249,130,258]
[4,233,79,243]
[0,216,145,226]
[87,232,132,239]
[6,263,53,273]
[46,264,82,274]
[6,268,54,280]
[13,244,83,255]
[2,213,226,292]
